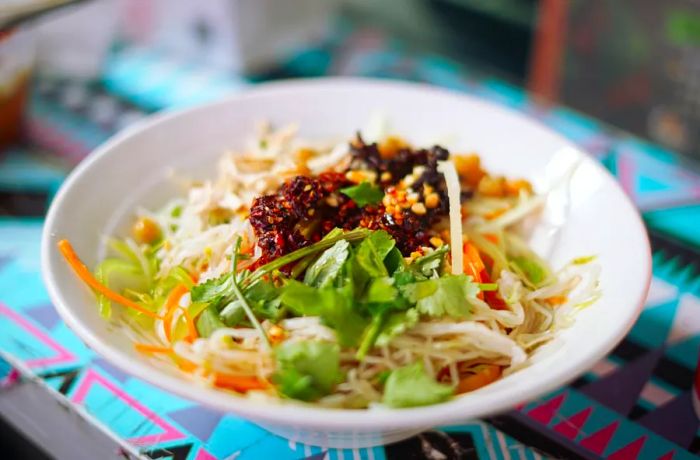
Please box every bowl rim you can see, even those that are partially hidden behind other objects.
[41,76,652,430]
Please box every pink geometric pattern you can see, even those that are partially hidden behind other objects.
[0,303,76,369]
[195,448,218,460]
[579,421,619,455]
[553,407,592,440]
[71,368,186,445]
[607,436,647,460]
[527,393,566,425]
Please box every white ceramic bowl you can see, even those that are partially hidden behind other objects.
[42,78,651,448]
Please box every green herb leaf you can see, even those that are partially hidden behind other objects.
[384,246,406,275]
[401,274,478,318]
[382,362,454,408]
[246,228,370,286]
[407,245,449,279]
[244,278,283,320]
[356,311,388,360]
[340,181,384,206]
[355,230,395,278]
[280,281,368,347]
[365,277,398,304]
[376,309,419,346]
[191,273,232,303]
[220,300,246,326]
[303,240,350,287]
[273,341,343,401]
[196,305,226,338]
[279,280,323,316]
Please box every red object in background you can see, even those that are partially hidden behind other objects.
[0,74,30,150]
[527,0,568,102]
[0,29,33,151]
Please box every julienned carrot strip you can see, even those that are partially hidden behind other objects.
[457,365,502,393]
[175,356,197,373]
[212,373,269,392]
[484,208,508,220]
[163,284,190,342]
[463,242,485,284]
[545,295,567,306]
[484,233,499,244]
[57,239,161,319]
[134,343,172,354]
[183,308,198,342]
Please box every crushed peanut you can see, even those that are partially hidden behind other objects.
[132,216,161,245]
[425,192,440,208]
[326,195,339,207]
[453,154,485,188]
[346,169,377,184]
[477,175,506,197]
[411,202,427,215]
[378,136,408,159]
[429,236,444,247]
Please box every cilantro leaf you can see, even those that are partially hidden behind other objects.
[365,277,398,304]
[220,300,246,326]
[401,274,478,318]
[355,230,395,278]
[376,308,419,346]
[273,341,343,401]
[280,281,368,347]
[340,181,384,206]
[245,278,283,320]
[407,245,449,279]
[195,305,226,337]
[382,362,454,408]
[383,246,406,275]
[303,240,350,288]
[279,280,323,316]
[190,273,232,303]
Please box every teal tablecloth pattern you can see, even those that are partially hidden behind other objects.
[2,28,700,459]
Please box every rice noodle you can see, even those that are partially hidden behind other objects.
[121,123,602,408]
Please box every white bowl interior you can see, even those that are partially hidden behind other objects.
[42,78,650,436]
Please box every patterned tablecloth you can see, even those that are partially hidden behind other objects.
[1,27,700,460]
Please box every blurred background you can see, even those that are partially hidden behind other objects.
[2,0,700,158]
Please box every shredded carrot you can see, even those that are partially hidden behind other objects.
[183,308,198,342]
[457,365,502,393]
[212,373,269,392]
[134,343,172,354]
[463,242,485,284]
[57,239,161,319]
[545,295,568,306]
[163,284,190,342]
[484,207,508,220]
[174,356,198,373]
[484,233,499,244]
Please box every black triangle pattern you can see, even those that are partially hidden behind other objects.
[38,367,81,395]
[142,443,193,460]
